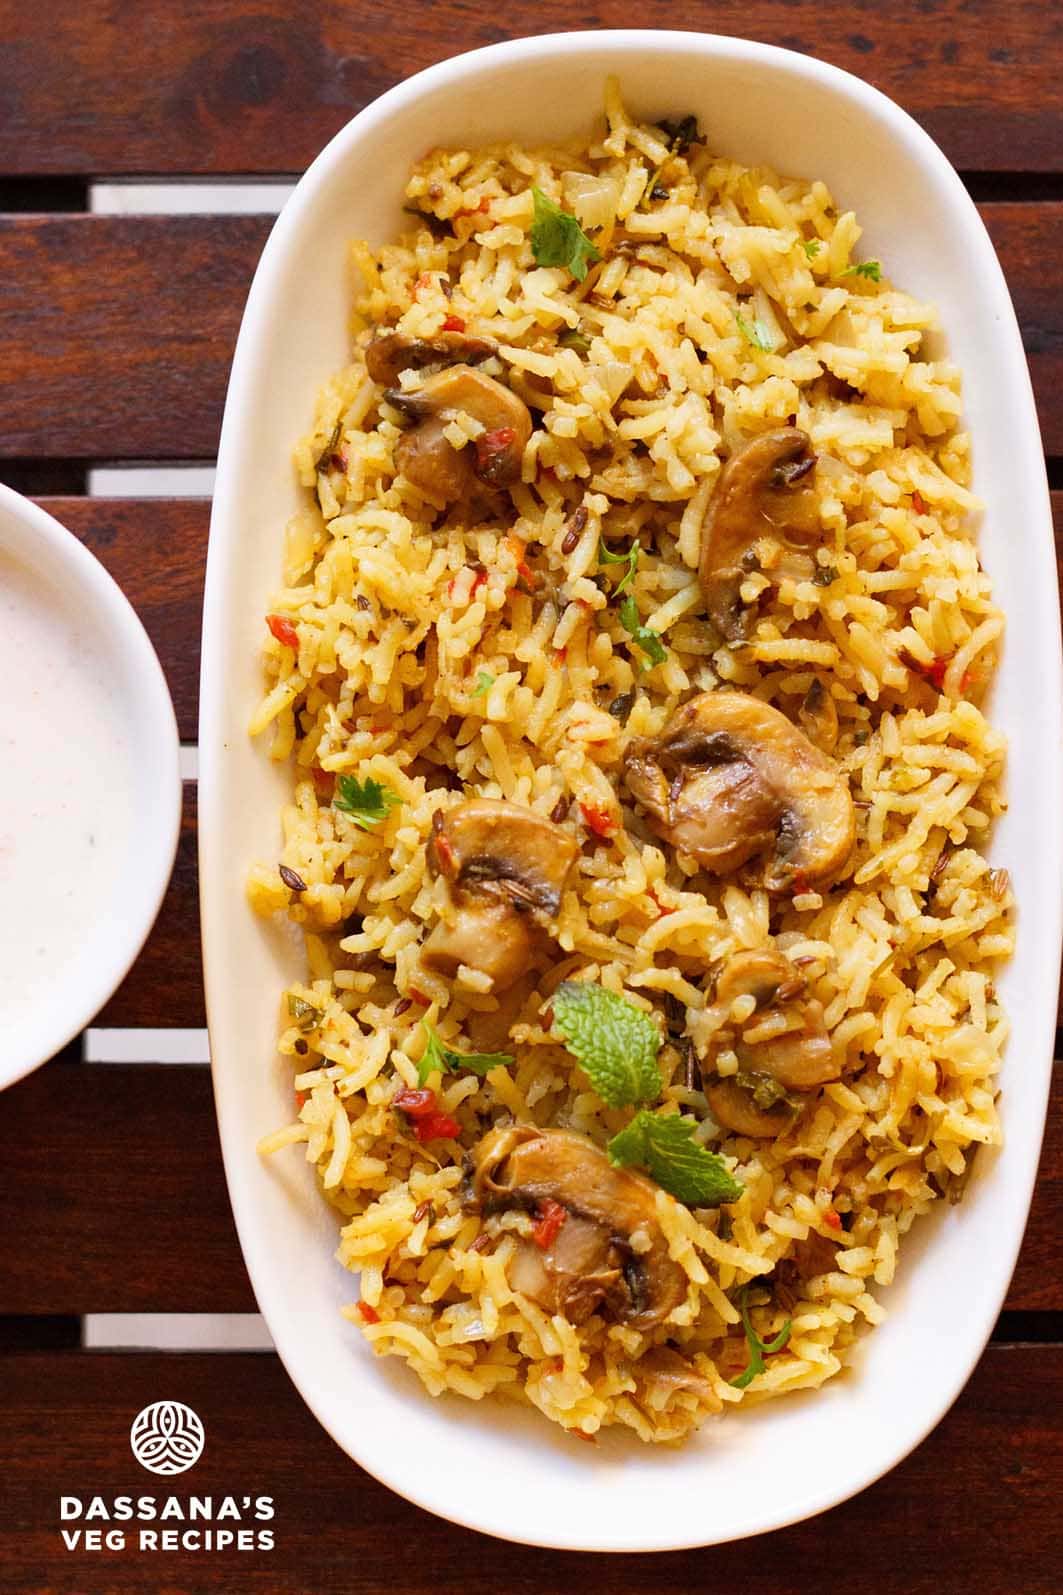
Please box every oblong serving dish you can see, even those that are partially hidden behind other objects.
[199,31,1062,1551]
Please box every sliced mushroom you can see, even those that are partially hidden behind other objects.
[700,427,819,639]
[421,800,577,990]
[473,1125,687,1330]
[705,1077,795,1139]
[624,690,854,891]
[702,947,839,1137]
[421,892,533,989]
[387,365,532,501]
[637,1346,718,1405]
[365,329,498,387]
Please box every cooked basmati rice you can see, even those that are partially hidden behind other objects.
[250,82,1011,1444]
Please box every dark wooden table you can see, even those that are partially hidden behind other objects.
[0,4,1060,1590]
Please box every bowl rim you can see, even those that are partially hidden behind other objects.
[200,28,1063,1551]
[0,482,182,1088]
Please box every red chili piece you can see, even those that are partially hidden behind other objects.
[357,1302,381,1324]
[579,801,615,838]
[266,613,299,650]
[823,1209,843,1231]
[911,491,927,514]
[393,1088,436,1117]
[476,426,517,481]
[393,1087,459,1142]
[441,314,466,332]
[415,1112,461,1142]
[531,1198,568,1250]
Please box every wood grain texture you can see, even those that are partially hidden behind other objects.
[0,1,1061,177]
[0,215,270,459]
[0,1057,1057,1315]
[40,497,208,743]
[96,784,203,1027]
[2,1346,1061,1592]
[1,205,1062,458]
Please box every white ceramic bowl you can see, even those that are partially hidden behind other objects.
[200,31,1062,1551]
[0,485,181,1087]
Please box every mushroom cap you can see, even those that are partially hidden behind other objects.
[706,1076,794,1139]
[395,414,474,501]
[624,691,855,892]
[431,798,578,917]
[699,427,819,639]
[385,365,532,498]
[701,946,840,1133]
[473,1124,687,1331]
[365,329,498,387]
[422,800,578,992]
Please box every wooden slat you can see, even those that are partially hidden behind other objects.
[1,205,1062,458]
[97,784,203,1027]
[0,215,270,460]
[2,1346,1060,1590]
[0,1057,1057,1315]
[40,497,207,743]
[0,1,1061,177]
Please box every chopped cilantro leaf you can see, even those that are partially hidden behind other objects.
[607,1110,744,1206]
[802,239,822,260]
[530,187,602,282]
[598,536,641,597]
[333,774,401,830]
[552,982,662,1109]
[619,593,667,668]
[417,1023,513,1088]
[735,311,776,353]
[841,260,882,281]
[729,1283,792,1389]
[470,670,495,698]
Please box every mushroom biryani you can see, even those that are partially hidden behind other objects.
[251,81,1012,1444]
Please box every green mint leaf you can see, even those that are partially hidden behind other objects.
[729,1283,792,1389]
[333,774,401,830]
[802,239,822,260]
[734,311,776,353]
[559,327,592,353]
[608,1110,744,1206]
[619,593,667,668]
[552,982,662,1108]
[530,187,602,283]
[598,536,640,596]
[470,670,495,698]
[841,260,882,281]
[417,1022,513,1088]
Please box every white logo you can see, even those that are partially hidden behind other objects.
[129,1402,205,1476]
